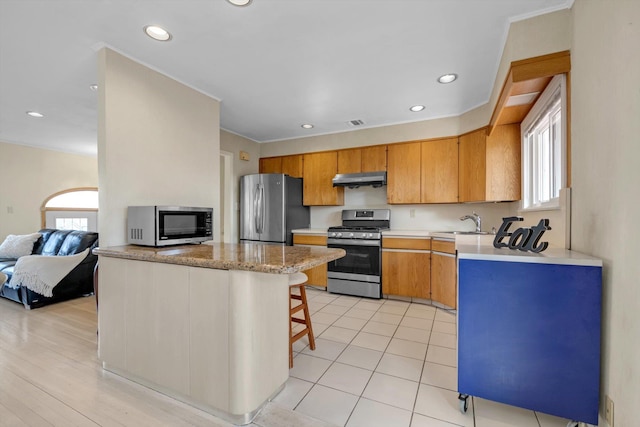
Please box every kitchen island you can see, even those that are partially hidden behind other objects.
[94,243,345,425]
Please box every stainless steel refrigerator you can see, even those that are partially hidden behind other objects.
[240,174,310,245]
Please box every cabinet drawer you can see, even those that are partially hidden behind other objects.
[293,234,327,246]
[382,237,431,250]
[431,239,456,254]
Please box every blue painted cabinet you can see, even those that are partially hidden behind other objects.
[458,255,602,425]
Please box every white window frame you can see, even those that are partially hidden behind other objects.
[520,74,567,211]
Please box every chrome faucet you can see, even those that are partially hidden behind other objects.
[460,211,482,232]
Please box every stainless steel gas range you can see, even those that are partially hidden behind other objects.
[326,209,390,299]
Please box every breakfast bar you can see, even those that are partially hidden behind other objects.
[94,243,344,425]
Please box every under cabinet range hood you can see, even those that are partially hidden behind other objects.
[332,171,387,188]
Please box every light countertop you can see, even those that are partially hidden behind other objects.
[94,243,345,274]
[457,244,602,267]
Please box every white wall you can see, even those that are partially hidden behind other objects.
[0,141,98,241]
[98,48,220,246]
[570,1,640,425]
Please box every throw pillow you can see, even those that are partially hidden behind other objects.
[0,233,42,258]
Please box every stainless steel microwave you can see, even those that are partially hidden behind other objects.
[127,206,213,247]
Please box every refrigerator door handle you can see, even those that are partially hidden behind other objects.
[260,185,266,234]
[253,184,261,234]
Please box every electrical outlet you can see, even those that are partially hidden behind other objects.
[409,208,415,218]
[605,395,614,426]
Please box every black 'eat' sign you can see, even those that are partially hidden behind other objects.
[493,217,551,253]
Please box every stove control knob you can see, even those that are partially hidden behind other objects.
[349,232,354,238]
[329,232,335,237]
[367,233,373,238]
[336,232,343,238]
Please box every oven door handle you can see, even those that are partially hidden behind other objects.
[327,238,381,247]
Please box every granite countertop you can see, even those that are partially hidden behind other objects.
[94,243,345,274]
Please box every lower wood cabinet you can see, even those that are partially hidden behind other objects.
[382,237,431,299]
[430,239,457,308]
[293,234,327,287]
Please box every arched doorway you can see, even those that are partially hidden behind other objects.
[41,187,99,231]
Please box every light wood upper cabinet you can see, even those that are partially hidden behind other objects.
[459,124,521,202]
[421,138,459,203]
[337,148,362,174]
[303,151,344,206]
[387,142,421,204]
[259,154,303,178]
[337,145,387,174]
[259,157,282,174]
[459,129,487,202]
[361,145,387,172]
[486,124,521,201]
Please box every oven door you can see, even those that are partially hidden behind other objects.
[327,238,381,278]
[327,238,382,298]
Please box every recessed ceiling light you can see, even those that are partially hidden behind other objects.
[409,105,425,112]
[89,84,98,92]
[144,25,172,41]
[26,111,44,118]
[301,124,314,129]
[438,73,458,84]
[227,0,252,6]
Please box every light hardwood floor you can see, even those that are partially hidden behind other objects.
[0,295,323,427]
[0,295,226,426]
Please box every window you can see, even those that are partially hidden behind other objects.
[55,217,89,231]
[42,188,98,232]
[521,74,567,210]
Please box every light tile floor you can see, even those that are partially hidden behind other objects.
[274,287,574,427]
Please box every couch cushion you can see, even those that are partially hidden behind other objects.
[0,233,42,258]
[58,231,99,256]
[39,230,72,256]
[32,229,58,255]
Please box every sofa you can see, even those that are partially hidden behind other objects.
[0,229,99,309]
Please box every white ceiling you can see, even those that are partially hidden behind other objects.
[0,0,572,157]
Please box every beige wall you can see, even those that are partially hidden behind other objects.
[220,130,261,242]
[0,141,97,242]
[571,1,640,425]
[98,49,220,246]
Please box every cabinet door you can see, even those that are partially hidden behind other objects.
[361,145,387,172]
[421,138,459,203]
[281,154,303,178]
[387,142,421,204]
[431,252,457,308]
[303,152,344,206]
[337,148,362,174]
[459,129,487,202]
[293,234,328,288]
[382,251,430,298]
[259,157,283,174]
[486,124,521,201]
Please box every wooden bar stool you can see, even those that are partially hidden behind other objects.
[289,272,315,368]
